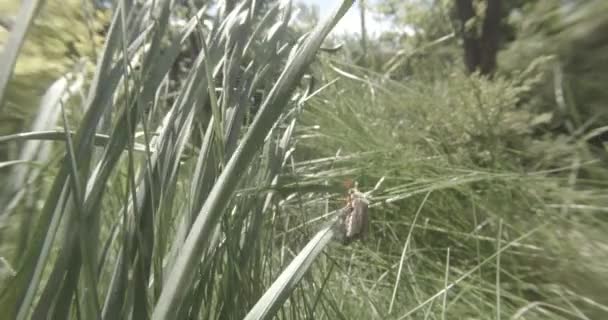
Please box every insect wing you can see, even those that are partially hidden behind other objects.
[345,197,369,239]
[354,197,369,239]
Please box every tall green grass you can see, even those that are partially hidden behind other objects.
[0,1,355,319]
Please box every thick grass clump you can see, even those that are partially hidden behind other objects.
[0,1,356,319]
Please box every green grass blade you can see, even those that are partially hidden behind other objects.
[0,0,44,109]
[244,227,335,320]
[152,1,354,318]
[3,4,125,317]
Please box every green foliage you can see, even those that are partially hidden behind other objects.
[375,0,454,39]
[1,0,607,319]
[290,58,608,318]
[500,0,608,136]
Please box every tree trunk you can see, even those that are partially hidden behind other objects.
[455,0,502,76]
[480,0,501,75]
[359,0,368,59]
[455,0,481,73]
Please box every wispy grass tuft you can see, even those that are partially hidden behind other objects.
[286,58,608,319]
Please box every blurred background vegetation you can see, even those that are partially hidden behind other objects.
[1,0,607,319]
[0,0,108,132]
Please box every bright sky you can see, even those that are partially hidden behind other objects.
[297,0,398,37]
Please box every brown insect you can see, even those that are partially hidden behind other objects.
[337,182,370,244]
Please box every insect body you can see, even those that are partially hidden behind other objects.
[338,187,370,244]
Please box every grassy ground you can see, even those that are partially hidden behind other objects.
[1,1,607,319]
[282,59,608,319]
